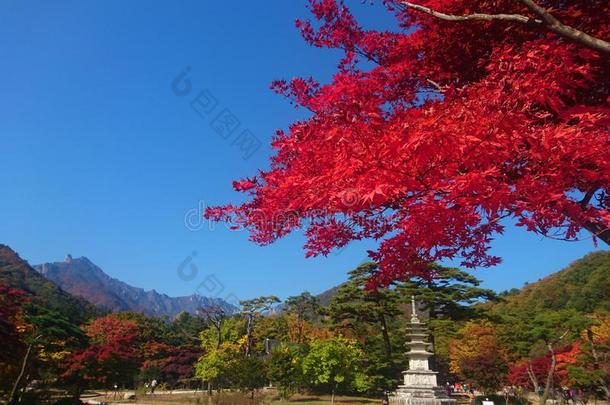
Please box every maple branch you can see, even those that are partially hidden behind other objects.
[400,1,535,24]
[577,188,610,245]
[581,219,610,246]
[399,0,610,55]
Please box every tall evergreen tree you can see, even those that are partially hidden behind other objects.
[325,263,402,393]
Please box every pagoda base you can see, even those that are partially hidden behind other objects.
[389,371,456,405]
[389,387,457,405]
[388,395,457,405]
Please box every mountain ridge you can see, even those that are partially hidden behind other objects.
[35,255,238,318]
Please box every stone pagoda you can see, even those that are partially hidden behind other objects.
[389,297,457,405]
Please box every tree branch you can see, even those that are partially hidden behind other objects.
[581,219,610,246]
[400,1,536,24]
[518,0,610,55]
[579,188,598,209]
[399,0,610,55]
[425,78,445,92]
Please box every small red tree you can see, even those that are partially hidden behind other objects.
[64,315,141,387]
[0,284,26,361]
[206,0,610,284]
[0,284,26,391]
[141,342,202,388]
[508,345,575,390]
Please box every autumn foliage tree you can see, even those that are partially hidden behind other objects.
[508,345,576,391]
[140,342,202,388]
[64,314,141,388]
[0,284,25,362]
[206,0,610,284]
[450,320,509,393]
[0,284,26,397]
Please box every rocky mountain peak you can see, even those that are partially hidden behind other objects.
[34,256,238,318]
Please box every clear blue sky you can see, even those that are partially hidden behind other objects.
[0,1,603,303]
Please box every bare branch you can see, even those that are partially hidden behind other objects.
[399,0,610,55]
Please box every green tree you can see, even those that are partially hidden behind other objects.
[233,354,267,396]
[266,344,304,399]
[325,263,402,393]
[195,342,241,393]
[9,304,87,404]
[302,337,369,404]
[397,264,496,321]
[199,316,244,352]
[327,263,399,357]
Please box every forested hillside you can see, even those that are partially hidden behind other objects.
[490,251,610,315]
[0,245,97,324]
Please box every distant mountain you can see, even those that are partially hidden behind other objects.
[315,284,344,307]
[35,255,238,318]
[0,245,97,324]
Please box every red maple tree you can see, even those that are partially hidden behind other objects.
[0,284,26,364]
[206,0,610,283]
[141,342,202,387]
[508,344,577,389]
[64,315,141,386]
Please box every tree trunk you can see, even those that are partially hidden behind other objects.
[9,342,34,405]
[215,323,222,349]
[379,313,393,358]
[527,363,540,393]
[245,314,253,356]
[539,344,557,405]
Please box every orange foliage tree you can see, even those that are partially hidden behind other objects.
[450,320,509,393]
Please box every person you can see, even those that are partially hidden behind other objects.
[468,389,475,402]
[150,379,158,395]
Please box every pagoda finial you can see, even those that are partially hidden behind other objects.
[411,296,419,323]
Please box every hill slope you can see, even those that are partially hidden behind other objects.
[0,245,96,324]
[487,250,610,316]
[35,255,238,318]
